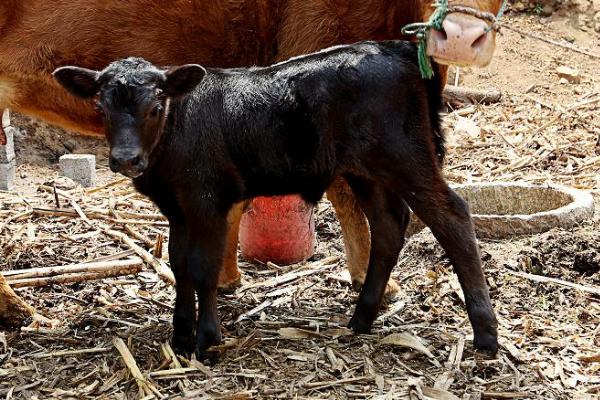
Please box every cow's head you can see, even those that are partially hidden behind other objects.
[53,58,205,178]
[421,0,505,67]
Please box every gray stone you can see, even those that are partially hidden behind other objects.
[0,126,15,163]
[556,66,581,84]
[59,154,96,187]
[0,159,16,191]
[405,183,594,240]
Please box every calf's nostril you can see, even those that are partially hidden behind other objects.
[109,157,120,172]
[130,155,141,167]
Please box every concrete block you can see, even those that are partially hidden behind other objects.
[0,159,16,191]
[59,154,96,187]
[0,125,15,163]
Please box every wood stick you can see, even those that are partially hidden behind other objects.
[501,24,600,59]
[69,197,93,227]
[303,376,373,390]
[84,249,137,264]
[0,210,33,234]
[121,225,155,248]
[112,219,168,226]
[109,203,156,248]
[153,233,164,259]
[161,342,182,369]
[113,337,163,399]
[104,229,175,285]
[32,347,113,359]
[52,184,61,208]
[33,207,105,220]
[113,211,166,221]
[85,177,129,194]
[443,85,502,106]
[505,269,600,296]
[239,256,339,292]
[148,368,199,378]
[482,391,530,399]
[4,257,143,280]
[8,263,143,288]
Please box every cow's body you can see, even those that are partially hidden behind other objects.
[0,0,504,292]
[54,41,498,357]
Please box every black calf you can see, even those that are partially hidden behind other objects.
[53,40,498,358]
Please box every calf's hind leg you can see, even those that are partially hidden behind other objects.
[400,180,498,355]
[343,180,410,332]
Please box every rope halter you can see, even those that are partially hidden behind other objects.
[402,0,509,79]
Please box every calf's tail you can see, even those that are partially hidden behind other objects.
[424,64,445,164]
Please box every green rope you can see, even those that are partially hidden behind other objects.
[402,0,509,79]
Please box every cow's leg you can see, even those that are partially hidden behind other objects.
[343,179,409,332]
[327,177,400,296]
[167,217,197,355]
[0,273,35,326]
[217,202,244,291]
[399,180,498,355]
[185,212,228,357]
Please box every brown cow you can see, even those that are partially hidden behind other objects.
[0,0,503,293]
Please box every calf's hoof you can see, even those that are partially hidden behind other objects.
[347,313,373,334]
[172,333,196,356]
[473,332,499,357]
[195,348,221,364]
[195,325,223,362]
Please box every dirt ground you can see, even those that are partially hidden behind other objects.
[1,10,600,400]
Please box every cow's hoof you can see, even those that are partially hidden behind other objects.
[351,278,365,292]
[218,275,243,294]
[218,274,242,294]
[383,279,400,300]
[351,278,400,301]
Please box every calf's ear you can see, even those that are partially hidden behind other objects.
[53,67,100,98]
[164,64,206,97]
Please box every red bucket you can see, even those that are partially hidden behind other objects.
[239,195,315,265]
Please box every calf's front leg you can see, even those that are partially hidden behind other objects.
[168,219,197,355]
[185,213,229,357]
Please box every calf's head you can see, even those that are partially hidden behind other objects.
[421,0,505,67]
[53,58,206,178]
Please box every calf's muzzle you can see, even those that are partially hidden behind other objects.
[109,148,146,178]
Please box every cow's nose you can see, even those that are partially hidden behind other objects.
[426,13,495,67]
